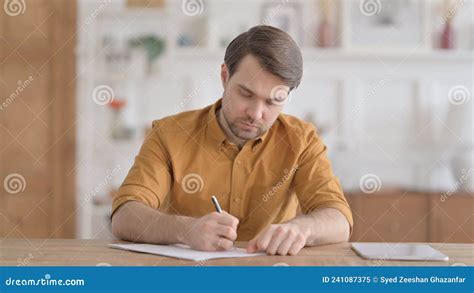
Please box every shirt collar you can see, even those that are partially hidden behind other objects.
[207,99,227,147]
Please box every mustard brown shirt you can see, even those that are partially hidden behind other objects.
[112,98,353,241]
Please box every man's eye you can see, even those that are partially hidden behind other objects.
[240,90,252,98]
[266,100,276,106]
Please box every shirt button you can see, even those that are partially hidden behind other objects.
[236,160,241,165]
[233,197,240,202]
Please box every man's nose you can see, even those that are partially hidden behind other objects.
[246,103,263,122]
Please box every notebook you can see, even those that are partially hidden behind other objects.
[109,243,265,261]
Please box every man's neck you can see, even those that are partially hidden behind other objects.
[216,107,247,149]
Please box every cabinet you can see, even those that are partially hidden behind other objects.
[0,0,77,238]
[346,190,473,243]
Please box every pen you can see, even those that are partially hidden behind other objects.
[211,195,222,213]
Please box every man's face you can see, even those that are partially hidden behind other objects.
[220,54,290,140]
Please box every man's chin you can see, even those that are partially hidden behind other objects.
[230,124,263,140]
[236,129,261,140]
[238,133,257,140]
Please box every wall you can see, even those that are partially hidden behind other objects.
[75,0,473,238]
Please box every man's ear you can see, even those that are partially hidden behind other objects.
[221,63,229,88]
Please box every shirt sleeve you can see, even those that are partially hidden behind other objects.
[111,121,172,216]
[292,125,353,230]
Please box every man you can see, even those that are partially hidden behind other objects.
[112,25,352,256]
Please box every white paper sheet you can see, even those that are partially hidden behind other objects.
[109,243,265,261]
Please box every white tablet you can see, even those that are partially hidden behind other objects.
[351,243,449,261]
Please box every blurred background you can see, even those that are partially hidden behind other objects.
[0,0,472,245]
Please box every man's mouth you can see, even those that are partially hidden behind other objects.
[240,122,258,129]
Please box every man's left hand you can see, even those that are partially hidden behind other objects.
[246,223,307,255]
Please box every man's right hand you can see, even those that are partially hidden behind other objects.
[181,211,239,251]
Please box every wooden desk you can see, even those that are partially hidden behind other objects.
[1,239,472,266]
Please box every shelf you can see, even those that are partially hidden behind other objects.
[161,47,473,62]
[98,9,170,22]
[302,48,473,62]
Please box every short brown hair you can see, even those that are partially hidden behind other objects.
[224,25,303,91]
